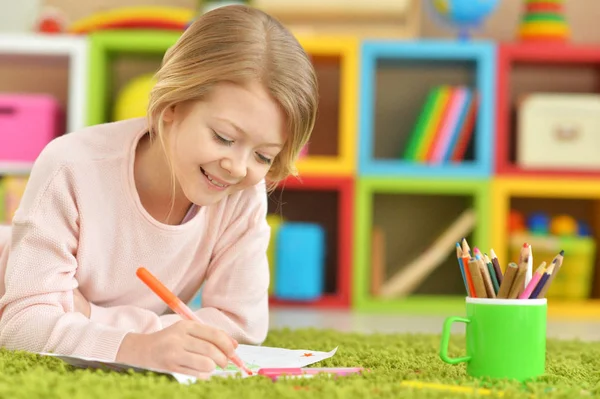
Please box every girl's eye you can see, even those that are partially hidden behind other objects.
[212,131,233,146]
[256,153,272,165]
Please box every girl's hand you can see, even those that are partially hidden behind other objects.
[73,288,91,318]
[115,320,237,377]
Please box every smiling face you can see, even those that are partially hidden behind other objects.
[162,81,287,206]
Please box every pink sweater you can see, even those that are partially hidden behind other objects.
[0,118,271,361]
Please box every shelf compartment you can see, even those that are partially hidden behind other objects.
[358,40,496,178]
[0,33,88,134]
[86,31,358,177]
[353,177,491,313]
[496,42,600,177]
[267,175,353,309]
[491,177,600,300]
[293,36,358,176]
[86,30,181,126]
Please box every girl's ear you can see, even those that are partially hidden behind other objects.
[163,104,176,122]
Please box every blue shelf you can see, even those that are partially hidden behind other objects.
[360,159,489,177]
[358,39,496,178]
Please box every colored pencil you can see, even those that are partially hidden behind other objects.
[461,238,476,297]
[484,254,500,295]
[519,242,529,264]
[508,258,528,299]
[497,262,518,299]
[519,262,546,299]
[468,258,487,298]
[489,248,503,285]
[524,244,533,286]
[530,263,555,299]
[476,254,496,298]
[537,250,564,298]
[456,243,468,295]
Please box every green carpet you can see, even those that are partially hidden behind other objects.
[0,328,598,398]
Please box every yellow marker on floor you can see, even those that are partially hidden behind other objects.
[400,380,502,397]
[400,380,591,397]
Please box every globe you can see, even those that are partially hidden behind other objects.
[429,0,499,39]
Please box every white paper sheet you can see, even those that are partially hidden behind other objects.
[39,344,338,384]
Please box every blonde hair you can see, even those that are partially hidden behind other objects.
[147,4,318,196]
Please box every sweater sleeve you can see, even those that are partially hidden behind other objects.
[0,150,130,361]
[158,183,271,344]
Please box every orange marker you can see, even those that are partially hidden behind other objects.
[136,267,252,375]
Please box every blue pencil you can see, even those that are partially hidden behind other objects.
[456,243,468,295]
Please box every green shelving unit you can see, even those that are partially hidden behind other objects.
[87,30,183,126]
[353,177,491,314]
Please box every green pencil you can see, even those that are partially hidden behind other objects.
[484,254,500,294]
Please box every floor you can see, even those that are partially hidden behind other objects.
[269,309,600,341]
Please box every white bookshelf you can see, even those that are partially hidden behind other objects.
[0,33,88,134]
[0,162,32,176]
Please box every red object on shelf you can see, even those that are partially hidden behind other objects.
[495,42,600,178]
[525,3,563,13]
[268,175,353,309]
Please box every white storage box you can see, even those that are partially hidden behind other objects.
[517,93,600,170]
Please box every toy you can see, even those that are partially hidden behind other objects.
[275,222,325,301]
[518,0,570,42]
[266,214,284,295]
[527,211,550,235]
[113,74,156,122]
[36,7,67,34]
[578,220,592,236]
[426,0,499,40]
[549,214,578,236]
[67,7,195,34]
[508,209,526,233]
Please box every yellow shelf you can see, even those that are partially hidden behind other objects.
[296,36,358,176]
[491,176,600,264]
[547,299,600,321]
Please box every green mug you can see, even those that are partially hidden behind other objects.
[439,297,547,382]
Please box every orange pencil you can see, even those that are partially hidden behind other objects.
[461,238,476,297]
[136,267,252,375]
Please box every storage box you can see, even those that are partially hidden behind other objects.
[517,93,600,170]
[275,222,326,301]
[0,94,64,163]
[509,233,595,300]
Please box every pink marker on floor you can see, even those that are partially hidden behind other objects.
[258,367,365,381]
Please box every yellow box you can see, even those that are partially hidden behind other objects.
[266,214,284,295]
[509,233,595,300]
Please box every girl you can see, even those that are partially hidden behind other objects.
[0,5,317,378]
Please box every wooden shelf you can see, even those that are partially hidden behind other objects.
[496,42,600,177]
[353,177,490,311]
[491,177,600,299]
[358,40,496,178]
[354,294,600,320]
[0,33,88,134]
[0,162,32,176]
[267,175,353,309]
[294,36,358,176]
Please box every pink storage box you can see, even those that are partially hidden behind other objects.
[0,94,64,163]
